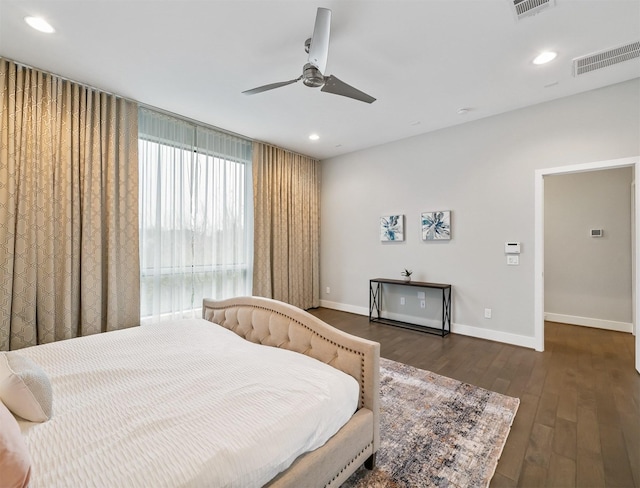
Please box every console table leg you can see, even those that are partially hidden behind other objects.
[369,282,381,321]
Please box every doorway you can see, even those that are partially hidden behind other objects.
[534,156,639,373]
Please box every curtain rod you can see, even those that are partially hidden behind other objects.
[139,104,251,142]
[3,56,316,161]
[3,57,250,142]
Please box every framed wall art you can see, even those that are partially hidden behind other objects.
[421,211,451,240]
[380,215,404,241]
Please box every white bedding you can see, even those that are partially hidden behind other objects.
[17,319,359,487]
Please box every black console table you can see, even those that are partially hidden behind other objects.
[369,278,451,336]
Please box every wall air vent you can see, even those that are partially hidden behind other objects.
[573,41,640,76]
[512,0,555,19]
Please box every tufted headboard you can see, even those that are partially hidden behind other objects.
[202,296,379,424]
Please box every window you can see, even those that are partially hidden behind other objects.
[138,108,252,322]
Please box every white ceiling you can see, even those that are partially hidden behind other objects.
[1,1,639,160]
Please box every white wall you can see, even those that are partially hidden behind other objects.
[319,79,640,347]
[544,167,633,332]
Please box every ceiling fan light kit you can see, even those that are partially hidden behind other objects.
[243,8,376,104]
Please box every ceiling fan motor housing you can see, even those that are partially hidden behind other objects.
[302,63,325,87]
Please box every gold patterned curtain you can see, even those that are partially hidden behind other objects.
[253,142,320,310]
[0,59,140,350]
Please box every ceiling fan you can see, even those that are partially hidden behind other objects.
[242,8,376,104]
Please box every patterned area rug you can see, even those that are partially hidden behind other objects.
[342,358,519,488]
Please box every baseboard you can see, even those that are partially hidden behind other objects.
[544,312,633,333]
[319,300,537,349]
[451,322,537,349]
[319,300,369,316]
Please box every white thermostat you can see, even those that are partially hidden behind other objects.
[590,229,603,237]
[504,242,521,254]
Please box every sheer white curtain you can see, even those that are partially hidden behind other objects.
[138,108,252,323]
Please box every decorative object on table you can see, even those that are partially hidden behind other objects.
[400,269,413,282]
[342,358,519,488]
[380,215,404,241]
[421,210,451,240]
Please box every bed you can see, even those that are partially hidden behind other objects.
[2,296,380,487]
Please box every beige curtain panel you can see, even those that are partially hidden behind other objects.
[253,142,320,310]
[0,59,140,350]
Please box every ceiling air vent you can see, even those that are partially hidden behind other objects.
[573,41,640,76]
[512,0,555,19]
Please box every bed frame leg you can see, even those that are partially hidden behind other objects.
[364,453,376,470]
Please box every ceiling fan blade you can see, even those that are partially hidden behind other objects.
[321,75,376,104]
[242,76,302,95]
[308,8,331,74]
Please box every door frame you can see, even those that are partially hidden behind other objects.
[534,156,639,373]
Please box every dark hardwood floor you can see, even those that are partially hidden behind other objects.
[308,308,640,488]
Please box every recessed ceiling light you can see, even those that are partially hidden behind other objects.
[533,51,557,65]
[309,134,320,141]
[25,16,55,33]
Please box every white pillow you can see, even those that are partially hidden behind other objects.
[0,400,32,487]
[0,352,53,422]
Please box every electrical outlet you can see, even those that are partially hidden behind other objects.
[484,308,492,319]
[507,255,519,265]
[326,286,330,294]
[400,297,405,305]
[420,300,426,309]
